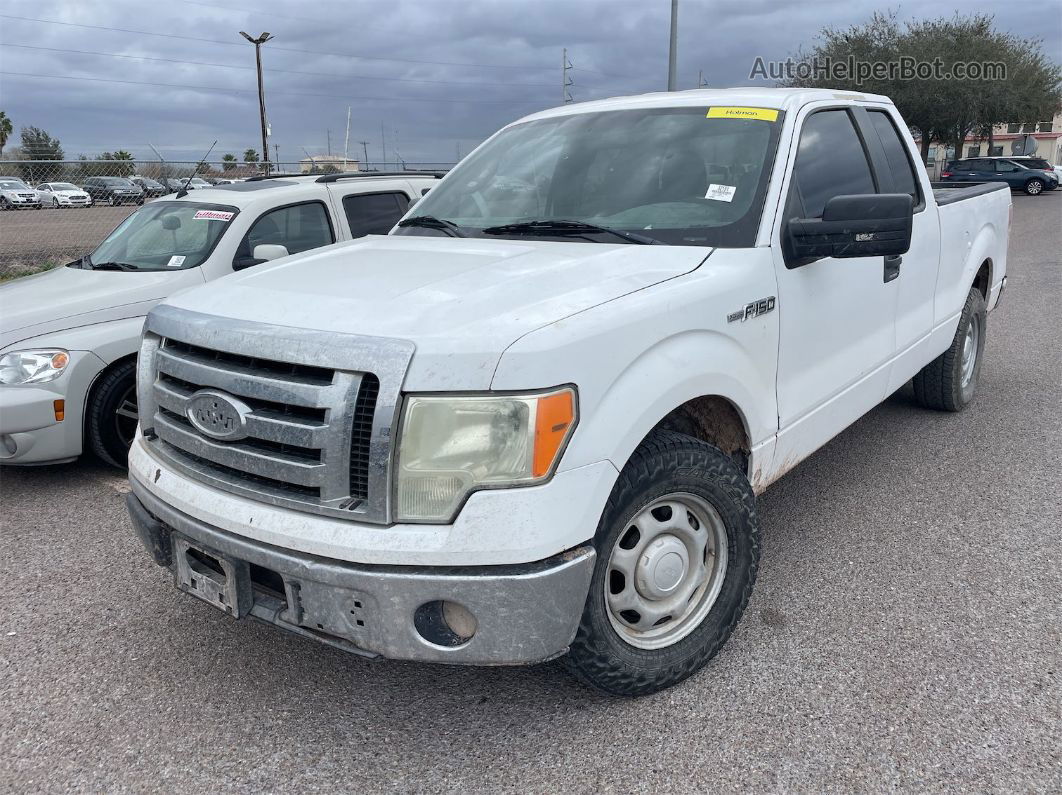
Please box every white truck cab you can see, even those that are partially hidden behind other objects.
[124,89,1010,695]
[0,172,440,466]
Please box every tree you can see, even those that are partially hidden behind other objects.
[95,151,135,177]
[243,148,260,164]
[782,13,1062,163]
[221,153,238,171]
[19,126,64,182]
[0,111,12,157]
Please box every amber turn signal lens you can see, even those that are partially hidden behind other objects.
[53,399,65,422]
[51,352,70,370]
[533,390,574,478]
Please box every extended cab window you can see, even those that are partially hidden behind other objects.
[342,192,409,238]
[791,109,875,218]
[867,110,919,202]
[235,201,334,266]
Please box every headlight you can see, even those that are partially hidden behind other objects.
[396,387,576,522]
[0,349,70,385]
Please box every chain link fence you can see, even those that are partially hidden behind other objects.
[0,159,454,281]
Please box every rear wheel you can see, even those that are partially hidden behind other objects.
[913,287,986,411]
[565,430,759,695]
[1024,178,1044,195]
[87,360,139,468]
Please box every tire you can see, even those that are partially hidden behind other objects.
[86,360,139,468]
[52,197,60,208]
[565,430,760,696]
[1024,179,1044,195]
[0,198,8,211]
[913,287,987,412]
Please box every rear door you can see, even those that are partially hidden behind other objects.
[993,159,1025,189]
[770,105,899,455]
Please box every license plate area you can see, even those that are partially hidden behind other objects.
[173,536,251,618]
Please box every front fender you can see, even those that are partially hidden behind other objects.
[3,315,147,364]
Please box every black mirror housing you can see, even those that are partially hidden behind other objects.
[785,193,913,267]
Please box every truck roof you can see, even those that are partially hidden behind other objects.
[514,87,893,127]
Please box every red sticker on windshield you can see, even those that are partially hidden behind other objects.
[193,210,234,221]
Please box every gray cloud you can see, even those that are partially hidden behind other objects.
[1,0,1059,164]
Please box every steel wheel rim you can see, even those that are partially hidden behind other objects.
[961,313,979,388]
[114,385,138,447]
[604,492,728,650]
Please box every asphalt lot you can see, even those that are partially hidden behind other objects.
[1,191,1059,792]
[0,204,136,277]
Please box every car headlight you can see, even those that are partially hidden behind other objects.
[0,349,71,385]
[395,387,576,522]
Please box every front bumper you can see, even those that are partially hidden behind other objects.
[127,484,596,665]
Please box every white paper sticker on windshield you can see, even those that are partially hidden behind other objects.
[705,184,736,202]
[166,255,186,268]
[193,209,234,221]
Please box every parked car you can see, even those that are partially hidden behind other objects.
[0,171,440,469]
[36,182,93,208]
[940,156,1058,195]
[159,178,187,192]
[1006,156,1062,184]
[82,176,145,205]
[188,177,213,190]
[0,178,43,210]
[116,89,1010,695]
[129,176,168,198]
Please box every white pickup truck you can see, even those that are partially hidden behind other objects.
[0,173,440,467]
[124,88,1010,695]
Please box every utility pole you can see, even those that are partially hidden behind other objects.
[358,140,370,169]
[343,107,351,170]
[381,122,387,167]
[327,129,332,157]
[697,69,708,88]
[273,143,280,167]
[562,48,573,104]
[667,0,678,91]
[239,31,273,173]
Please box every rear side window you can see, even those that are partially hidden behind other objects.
[792,109,875,218]
[236,201,335,264]
[867,110,919,202]
[342,191,410,238]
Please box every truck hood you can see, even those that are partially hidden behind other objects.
[0,265,205,350]
[163,235,712,390]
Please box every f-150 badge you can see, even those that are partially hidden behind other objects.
[728,296,776,323]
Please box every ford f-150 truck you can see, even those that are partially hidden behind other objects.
[0,173,439,467]
[124,88,1010,695]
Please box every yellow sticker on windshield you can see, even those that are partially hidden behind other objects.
[706,106,779,122]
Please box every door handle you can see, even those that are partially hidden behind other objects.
[884,255,902,283]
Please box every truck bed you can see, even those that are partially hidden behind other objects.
[930,181,1009,206]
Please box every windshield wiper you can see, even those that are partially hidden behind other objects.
[481,219,659,245]
[396,215,467,238]
[89,261,140,271]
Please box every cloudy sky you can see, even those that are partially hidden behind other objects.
[1,0,1059,165]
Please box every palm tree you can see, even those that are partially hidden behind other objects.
[0,111,11,157]
[243,148,260,164]
[221,153,238,171]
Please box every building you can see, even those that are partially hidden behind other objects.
[299,156,360,173]
[917,110,1062,177]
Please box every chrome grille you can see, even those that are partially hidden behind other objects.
[139,305,415,523]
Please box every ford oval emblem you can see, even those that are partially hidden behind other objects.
[185,390,252,441]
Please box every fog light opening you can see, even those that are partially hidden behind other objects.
[414,600,477,648]
[0,434,16,456]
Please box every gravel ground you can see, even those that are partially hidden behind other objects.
[1,192,1059,793]
[0,205,136,279]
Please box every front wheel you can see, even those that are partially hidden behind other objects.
[52,197,60,208]
[87,360,139,467]
[565,430,759,696]
[1025,179,1044,195]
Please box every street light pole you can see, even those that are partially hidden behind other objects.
[240,31,272,174]
[667,0,678,91]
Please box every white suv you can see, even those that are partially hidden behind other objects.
[0,172,440,466]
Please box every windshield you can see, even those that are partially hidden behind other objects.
[0,180,30,190]
[395,106,784,247]
[87,201,238,271]
[138,178,163,188]
[189,178,211,186]
[50,182,79,191]
[102,178,134,187]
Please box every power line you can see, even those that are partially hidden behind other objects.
[0,14,557,72]
[0,70,551,105]
[0,42,557,88]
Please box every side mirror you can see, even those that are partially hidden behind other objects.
[785,193,913,267]
[252,243,290,262]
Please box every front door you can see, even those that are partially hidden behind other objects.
[770,105,899,471]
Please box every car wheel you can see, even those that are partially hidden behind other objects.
[1024,178,1044,195]
[913,287,987,412]
[87,360,139,468]
[0,197,8,211]
[564,430,759,696]
[52,197,60,208]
